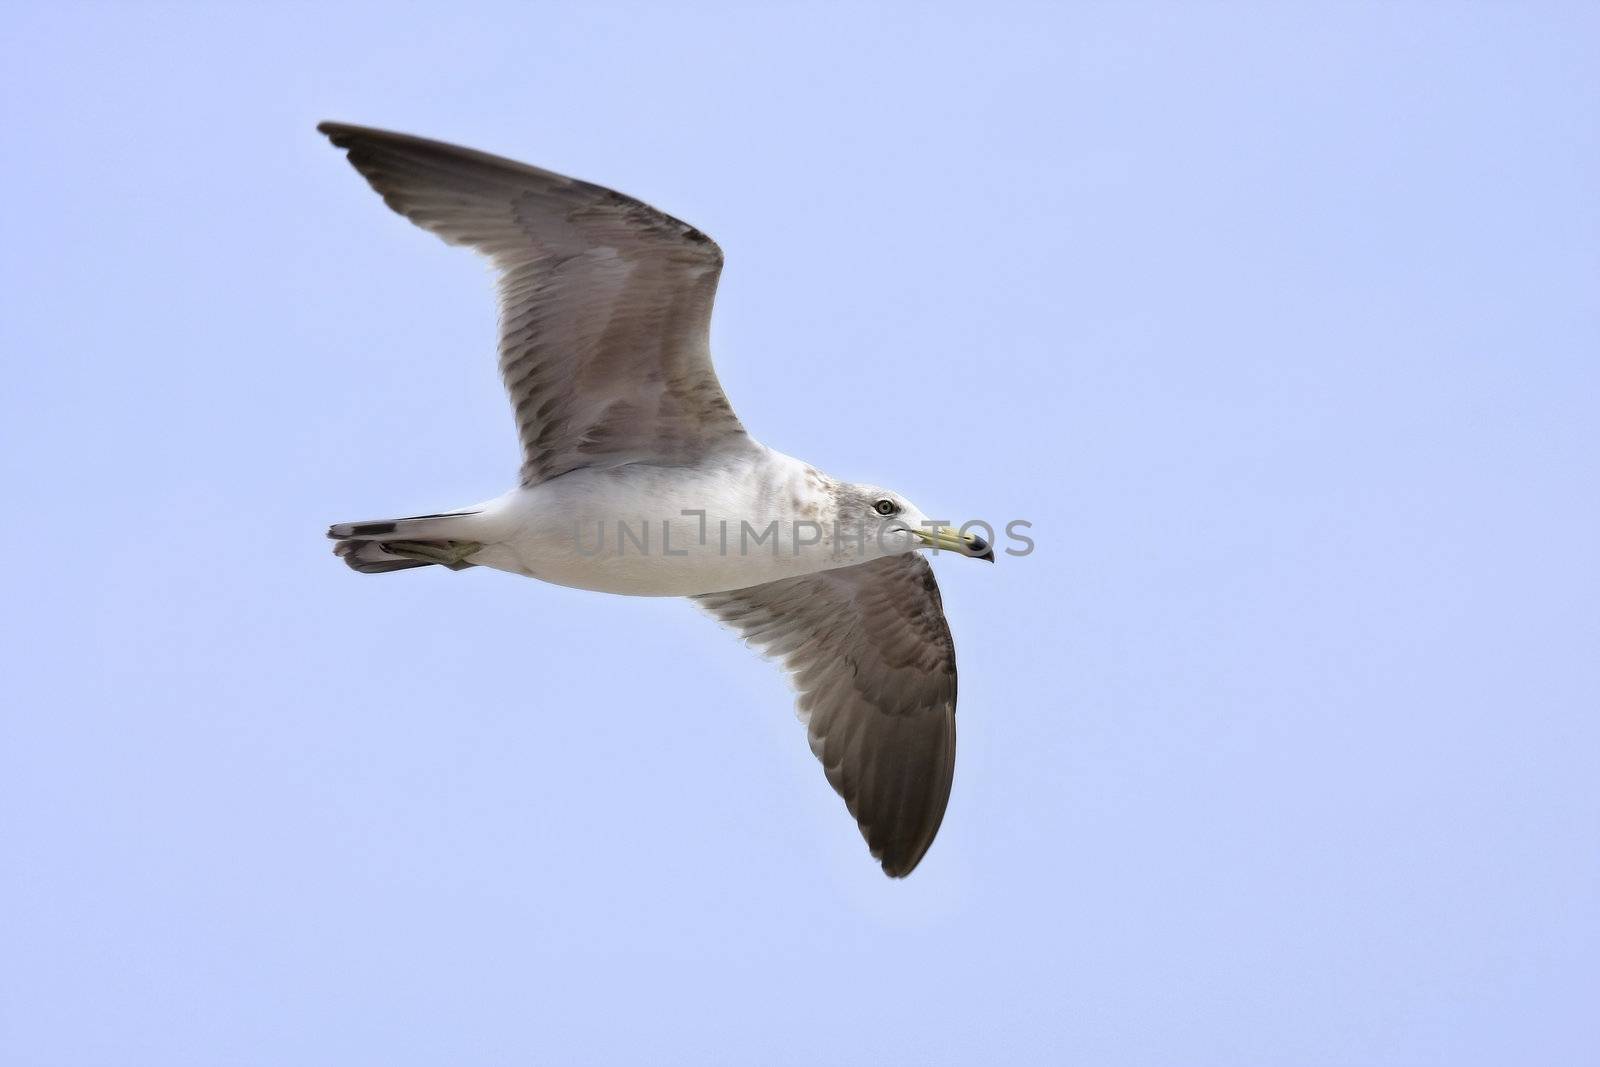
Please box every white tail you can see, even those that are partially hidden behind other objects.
[327,510,483,574]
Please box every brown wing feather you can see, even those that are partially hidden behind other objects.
[319,122,748,485]
[696,554,958,877]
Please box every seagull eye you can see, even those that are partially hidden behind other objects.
[874,499,898,516]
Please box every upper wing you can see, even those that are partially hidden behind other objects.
[695,554,958,877]
[319,122,748,486]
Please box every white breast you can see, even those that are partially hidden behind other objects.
[457,448,883,596]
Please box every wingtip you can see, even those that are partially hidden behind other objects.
[317,120,354,145]
[877,847,930,879]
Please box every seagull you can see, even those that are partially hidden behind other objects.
[318,123,992,877]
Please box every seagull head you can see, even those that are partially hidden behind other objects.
[837,483,995,562]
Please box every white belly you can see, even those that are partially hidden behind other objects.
[456,456,885,597]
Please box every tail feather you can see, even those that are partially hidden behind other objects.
[327,510,480,541]
[327,509,484,575]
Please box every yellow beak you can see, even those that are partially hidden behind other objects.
[911,525,995,561]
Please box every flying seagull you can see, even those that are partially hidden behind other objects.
[318,122,992,877]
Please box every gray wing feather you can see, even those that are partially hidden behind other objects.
[695,554,958,877]
[319,122,748,485]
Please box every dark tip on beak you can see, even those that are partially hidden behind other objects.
[969,536,995,562]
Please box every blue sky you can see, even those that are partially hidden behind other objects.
[3,3,1597,1064]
